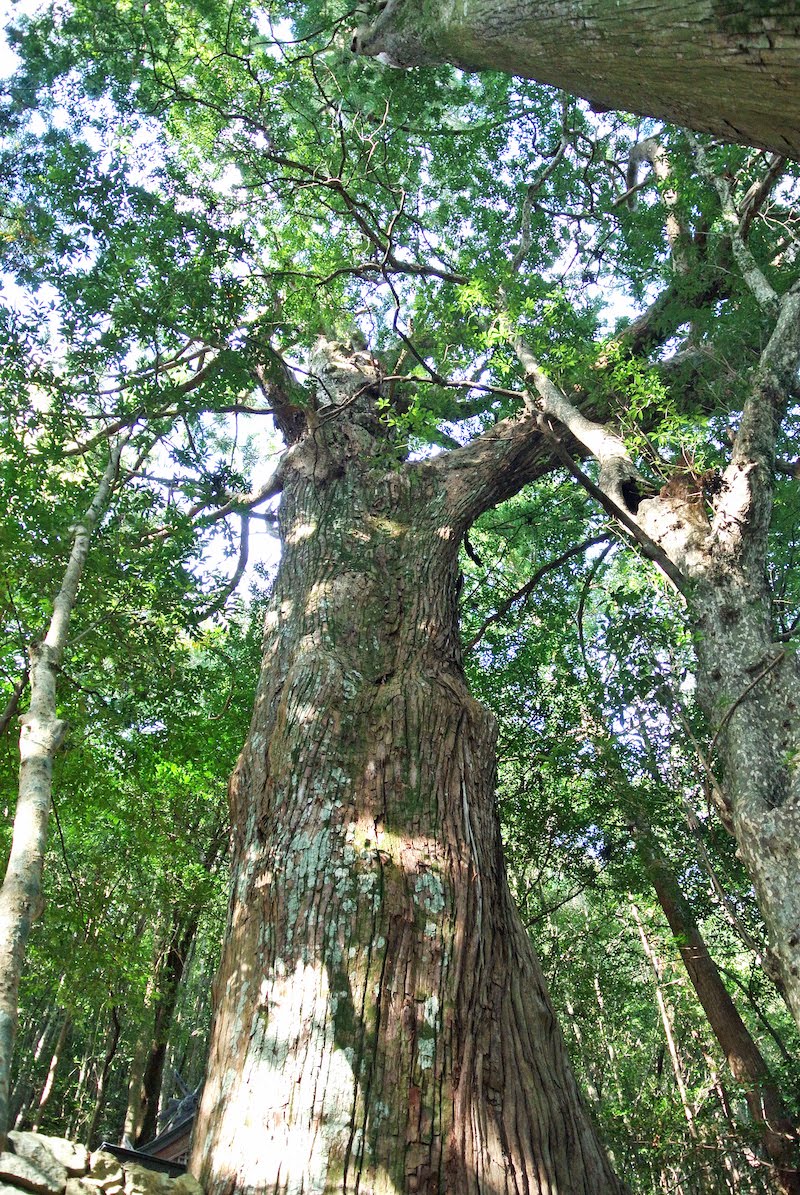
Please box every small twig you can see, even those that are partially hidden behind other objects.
[380,373,525,403]
[527,860,610,925]
[50,786,87,928]
[465,534,608,651]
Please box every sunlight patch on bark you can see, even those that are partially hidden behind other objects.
[211,959,361,1194]
[263,599,294,630]
[286,519,318,544]
[369,516,407,537]
[293,702,320,724]
[305,581,333,614]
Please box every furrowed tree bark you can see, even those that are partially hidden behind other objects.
[353,1,800,159]
[0,440,123,1149]
[192,344,622,1194]
[632,817,800,1194]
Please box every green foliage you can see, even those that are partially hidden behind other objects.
[462,495,800,1191]
[2,0,800,1180]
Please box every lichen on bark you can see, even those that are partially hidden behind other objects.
[191,344,622,1194]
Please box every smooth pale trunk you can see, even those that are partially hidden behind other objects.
[0,443,121,1146]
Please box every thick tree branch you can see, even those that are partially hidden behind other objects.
[691,136,780,316]
[515,339,649,510]
[739,155,788,242]
[196,514,251,620]
[625,137,689,273]
[353,0,800,159]
[539,422,687,594]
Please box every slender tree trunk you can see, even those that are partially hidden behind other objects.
[133,909,201,1146]
[192,346,621,1194]
[632,906,698,1142]
[353,0,800,158]
[31,1011,71,1132]
[633,819,800,1194]
[0,440,123,1148]
[68,1047,93,1141]
[11,1000,61,1128]
[86,1007,121,1150]
[124,1025,150,1145]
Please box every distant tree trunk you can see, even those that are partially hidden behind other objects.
[633,818,800,1194]
[353,0,800,158]
[31,1011,71,1132]
[86,1007,121,1150]
[192,344,622,1194]
[0,440,123,1148]
[68,1048,93,1141]
[166,939,216,1096]
[11,1001,62,1128]
[123,1034,149,1146]
[132,909,201,1147]
[632,907,698,1142]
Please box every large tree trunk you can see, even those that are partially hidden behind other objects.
[636,291,800,1029]
[353,0,800,159]
[519,281,800,1029]
[191,345,621,1194]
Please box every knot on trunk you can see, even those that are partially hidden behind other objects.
[18,715,68,755]
[599,457,652,516]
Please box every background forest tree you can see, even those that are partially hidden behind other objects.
[1,0,799,1191]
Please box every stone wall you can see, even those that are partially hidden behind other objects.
[0,1133,202,1195]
